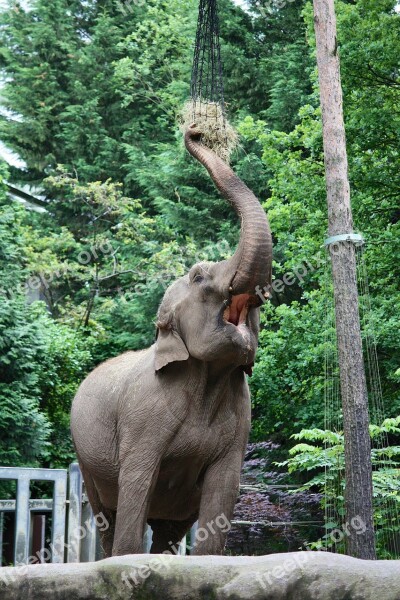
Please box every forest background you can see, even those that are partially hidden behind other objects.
[0,0,398,554]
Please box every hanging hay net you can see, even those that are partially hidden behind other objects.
[180,100,238,163]
[180,0,238,163]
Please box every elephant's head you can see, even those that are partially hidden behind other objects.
[154,124,272,374]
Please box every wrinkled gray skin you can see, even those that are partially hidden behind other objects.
[71,124,272,557]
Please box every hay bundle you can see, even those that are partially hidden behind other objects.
[180,100,239,163]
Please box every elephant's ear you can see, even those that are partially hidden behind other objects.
[154,328,189,372]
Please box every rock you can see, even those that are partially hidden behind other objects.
[0,552,399,599]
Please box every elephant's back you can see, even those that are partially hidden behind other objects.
[70,348,151,472]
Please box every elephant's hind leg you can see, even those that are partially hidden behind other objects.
[97,507,116,558]
[79,462,116,558]
[148,516,197,554]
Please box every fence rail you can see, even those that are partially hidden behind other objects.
[0,464,98,566]
[0,464,312,566]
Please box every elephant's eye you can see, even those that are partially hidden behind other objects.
[193,274,204,284]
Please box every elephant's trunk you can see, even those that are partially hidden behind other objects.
[185,125,272,297]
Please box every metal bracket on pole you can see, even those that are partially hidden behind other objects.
[323,233,364,247]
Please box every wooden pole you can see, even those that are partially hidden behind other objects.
[313,0,376,559]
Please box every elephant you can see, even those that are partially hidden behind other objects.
[70,124,272,557]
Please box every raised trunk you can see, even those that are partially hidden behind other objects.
[185,126,272,297]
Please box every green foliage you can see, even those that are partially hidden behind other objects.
[241,0,400,439]
[0,179,93,467]
[250,294,328,440]
[0,170,49,466]
[0,291,92,468]
[36,322,93,467]
[0,0,398,477]
[279,418,400,557]
[0,298,52,466]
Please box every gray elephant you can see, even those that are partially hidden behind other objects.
[71,124,272,557]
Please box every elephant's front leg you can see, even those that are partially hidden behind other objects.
[192,449,243,555]
[112,455,160,556]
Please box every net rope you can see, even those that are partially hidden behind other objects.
[324,241,400,558]
[356,244,400,558]
[190,0,226,124]
[324,250,344,552]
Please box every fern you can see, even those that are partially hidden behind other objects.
[280,420,400,557]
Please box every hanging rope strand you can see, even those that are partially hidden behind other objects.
[324,241,400,558]
[191,0,225,111]
[356,244,400,558]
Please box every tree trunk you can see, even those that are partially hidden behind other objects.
[313,0,376,559]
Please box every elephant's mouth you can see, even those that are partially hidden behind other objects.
[223,294,253,327]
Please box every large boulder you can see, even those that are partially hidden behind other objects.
[0,552,399,599]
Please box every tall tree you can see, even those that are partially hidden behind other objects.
[313,0,376,559]
[243,0,399,441]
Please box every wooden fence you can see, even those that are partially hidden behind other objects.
[0,464,101,566]
[0,464,194,566]
[0,464,311,566]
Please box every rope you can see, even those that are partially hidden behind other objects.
[324,250,343,552]
[190,0,226,122]
[232,520,325,527]
[324,240,400,558]
[356,244,400,558]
